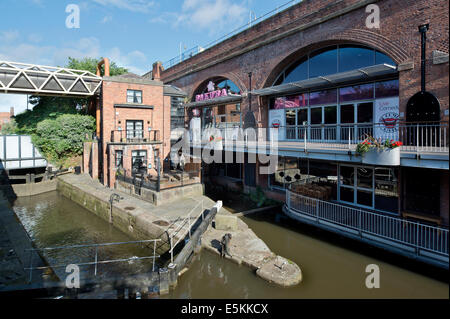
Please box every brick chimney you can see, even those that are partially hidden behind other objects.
[152,61,163,81]
[10,107,14,117]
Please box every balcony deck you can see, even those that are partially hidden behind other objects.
[190,122,449,168]
[109,130,161,144]
[284,190,449,269]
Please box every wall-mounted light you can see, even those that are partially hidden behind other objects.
[148,127,152,132]
[118,126,122,131]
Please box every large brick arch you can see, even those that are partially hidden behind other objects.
[262,29,410,89]
[189,72,247,100]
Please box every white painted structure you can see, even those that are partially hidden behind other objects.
[0,135,47,170]
[0,61,102,97]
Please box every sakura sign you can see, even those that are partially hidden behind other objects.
[196,81,228,102]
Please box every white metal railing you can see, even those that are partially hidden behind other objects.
[281,122,449,153]
[168,199,205,263]
[190,122,449,155]
[0,60,102,96]
[25,239,161,283]
[286,190,449,259]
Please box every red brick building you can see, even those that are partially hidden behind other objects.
[0,107,14,131]
[84,70,173,188]
[153,0,449,265]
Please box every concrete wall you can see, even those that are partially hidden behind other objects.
[115,179,204,206]
[57,178,171,254]
[0,180,57,197]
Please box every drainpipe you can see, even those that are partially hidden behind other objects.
[95,58,110,138]
[418,24,429,92]
[248,72,252,112]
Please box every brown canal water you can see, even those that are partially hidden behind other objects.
[12,191,157,283]
[11,191,449,298]
[165,210,448,299]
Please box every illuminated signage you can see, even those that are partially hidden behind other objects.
[195,81,228,102]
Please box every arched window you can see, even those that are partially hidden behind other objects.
[194,77,241,96]
[274,45,396,85]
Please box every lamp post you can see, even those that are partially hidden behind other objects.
[154,149,160,192]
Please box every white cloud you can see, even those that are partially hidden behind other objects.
[31,0,44,6]
[27,33,43,43]
[101,15,113,23]
[0,30,20,43]
[92,0,156,13]
[150,0,248,34]
[108,48,148,75]
[0,32,149,79]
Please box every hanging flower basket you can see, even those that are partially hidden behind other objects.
[356,136,402,166]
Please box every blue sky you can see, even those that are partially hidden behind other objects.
[0,0,297,114]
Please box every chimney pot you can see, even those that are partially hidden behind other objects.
[152,61,163,81]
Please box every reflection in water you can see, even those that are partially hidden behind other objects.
[13,191,156,282]
[165,211,448,299]
[12,191,448,299]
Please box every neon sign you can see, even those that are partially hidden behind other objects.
[195,81,228,102]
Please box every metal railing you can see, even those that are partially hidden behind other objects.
[279,122,449,153]
[116,168,201,193]
[162,0,302,69]
[168,199,205,264]
[116,169,159,192]
[286,190,449,260]
[110,130,160,143]
[25,239,161,283]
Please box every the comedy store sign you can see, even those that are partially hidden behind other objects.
[374,97,400,140]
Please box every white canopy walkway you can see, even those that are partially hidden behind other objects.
[0,60,102,97]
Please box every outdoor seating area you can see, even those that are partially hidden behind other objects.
[290,181,336,201]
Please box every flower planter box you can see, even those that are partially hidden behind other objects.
[362,147,400,166]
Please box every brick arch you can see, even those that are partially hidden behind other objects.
[190,72,247,100]
[263,29,410,89]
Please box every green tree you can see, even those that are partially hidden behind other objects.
[13,57,128,134]
[0,118,18,134]
[66,57,128,76]
[32,114,96,167]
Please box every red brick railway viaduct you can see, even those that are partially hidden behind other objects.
[160,0,449,126]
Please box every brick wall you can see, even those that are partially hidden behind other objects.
[100,79,170,187]
[161,0,449,127]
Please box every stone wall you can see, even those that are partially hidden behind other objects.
[115,179,204,206]
[57,178,171,254]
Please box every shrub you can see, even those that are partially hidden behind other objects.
[0,119,18,134]
[32,114,95,166]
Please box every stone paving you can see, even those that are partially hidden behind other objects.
[201,201,302,287]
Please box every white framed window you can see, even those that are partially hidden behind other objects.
[338,164,399,213]
[127,90,142,104]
